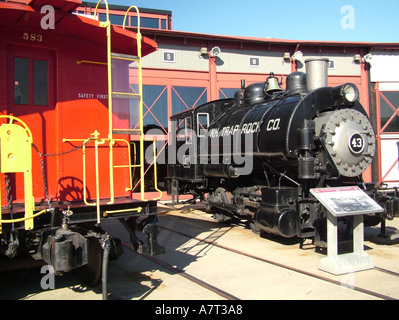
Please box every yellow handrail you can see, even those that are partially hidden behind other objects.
[62,137,96,207]
[76,2,148,211]
[122,5,141,31]
[103,207,142,217]
[93,131,105,223]
[63,131,103,224]
[76,60,107,66]
[96,2,146,203]
[94,0,115,204]
[122,6,145,201]
[112,138,133,192]
[0,209,47,224]
[94,0,109,20]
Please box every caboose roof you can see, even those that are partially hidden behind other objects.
[0,0,158,57]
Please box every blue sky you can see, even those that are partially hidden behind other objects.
[106,0,399,43]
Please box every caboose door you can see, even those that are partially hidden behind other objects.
[6,45,56,203]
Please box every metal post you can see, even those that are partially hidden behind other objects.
[326,211,338,258]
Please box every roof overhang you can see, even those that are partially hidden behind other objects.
[0,0,158,57]
[137,27,399,52]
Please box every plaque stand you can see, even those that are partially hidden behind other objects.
[310,187,382,276]
[318,212,374,275]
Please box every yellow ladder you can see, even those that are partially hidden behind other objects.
[94,2,146,202]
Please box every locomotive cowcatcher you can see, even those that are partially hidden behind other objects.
[0,0,164,288]
[167,58,399,247]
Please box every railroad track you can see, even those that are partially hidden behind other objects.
[123,208,399,300]
[121,241,240,300]
[159,225,398,300]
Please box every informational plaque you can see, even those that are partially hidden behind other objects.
[310,186,384,217]
[311,186,380,275]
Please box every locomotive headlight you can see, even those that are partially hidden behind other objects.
[342,84,359,103]
[332,83,359,105]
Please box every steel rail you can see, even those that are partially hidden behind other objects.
[158,224,398,301]
[120,241,240,300]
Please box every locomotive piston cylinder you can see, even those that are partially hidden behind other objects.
[204,164,240,178]
[254,187,298,238]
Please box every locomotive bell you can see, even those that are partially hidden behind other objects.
[265,72,283,93]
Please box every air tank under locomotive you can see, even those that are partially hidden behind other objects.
[167,58,398,245]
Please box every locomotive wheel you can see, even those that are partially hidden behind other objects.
[75,237,103,287]
[212,187,233,223]
[214,187,231,203]
[248,220,260,235]
[214,212,232,223]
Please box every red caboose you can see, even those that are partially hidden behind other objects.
[0,0,164,287]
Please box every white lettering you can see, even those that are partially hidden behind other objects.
[78,93,95,99]
[267,118,280,131]
[155,304,189,318]
[341,5,355,30]
[40,265,55,290]
[40,5,55,30]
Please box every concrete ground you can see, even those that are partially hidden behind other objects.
[1,202,399,300]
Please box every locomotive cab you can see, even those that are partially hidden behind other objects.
[168,98,234,197]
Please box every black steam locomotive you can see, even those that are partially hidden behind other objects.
[167,58,398,246]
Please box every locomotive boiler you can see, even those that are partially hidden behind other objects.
[167,58,399,246]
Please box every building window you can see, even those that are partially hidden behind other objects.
[99,13,124,25]
[142,85,168,134]
[172,86,207,115]
[219,88,238,99]
[131,16,160,29]
[380,91,399,133]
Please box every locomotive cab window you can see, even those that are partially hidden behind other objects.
[185,117,193,144]
[197,113,209,137]
[175,118,186,141]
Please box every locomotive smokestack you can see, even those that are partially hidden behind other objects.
[305,57,329,91]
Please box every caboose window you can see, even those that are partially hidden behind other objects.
[13,57,48,106]
[33,60,48,106]
[14,58,29,104]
